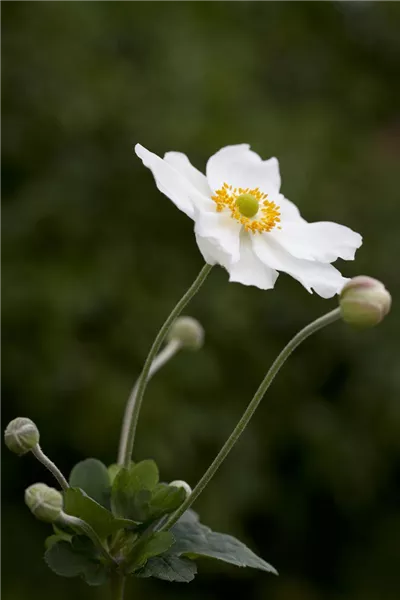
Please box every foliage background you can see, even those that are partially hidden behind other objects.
[2,2,399,599]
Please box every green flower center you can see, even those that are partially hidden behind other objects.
[235,194,259,218]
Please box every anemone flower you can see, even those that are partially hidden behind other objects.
[135,143,362,298]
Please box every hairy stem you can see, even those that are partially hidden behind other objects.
[31,444,69,491]
[59,512,115,564]
[121,263,213,468]
[111,573,126,600]
[117,339,181,465]
[160,308,342,531]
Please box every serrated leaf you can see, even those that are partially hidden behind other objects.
[44,538,108,586]
[127,531,175,573]
[64,488,136,540]
[45,531,72,549]
[170,512,277,575]
[45,534,65,550]
[111,460,159,521]
[147,484,186,520]
[69,459,111,509]
[80,562,109,586]
[71,535,98,554]
[136,555,197,582]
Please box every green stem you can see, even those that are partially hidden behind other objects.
[121,263,213,468]
[59,512,115,564]
[118,339,181,466]
[111,573,125,600]
[159,307,341,531]
[31,444,69,491]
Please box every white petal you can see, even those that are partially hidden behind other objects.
[135,144,210,219]
[164,152,213,201]
[277,194,305,223]
[252,235,348,298]
[194,211,241,262]
[270,221,362,262]
[206,144,281,194]
[195,233,232,270]
[228,233,279,290]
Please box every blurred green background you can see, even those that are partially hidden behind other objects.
[2,2,399,599]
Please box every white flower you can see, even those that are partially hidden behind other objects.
[135,143,362,298]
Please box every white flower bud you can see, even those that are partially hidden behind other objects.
[167,316,204,350]
[169,480,192,498]
[340,276,391,328]
[24,483,63,522]
[4,417,40,456]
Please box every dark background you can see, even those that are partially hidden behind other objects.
[2,2,399,599]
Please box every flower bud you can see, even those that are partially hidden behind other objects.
[4,417,40,455]
[167,316,204,350]
[340,276,391,328]
[24,483,63,523]
[169,479,192,498]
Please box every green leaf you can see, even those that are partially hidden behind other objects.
[170,511,277,575]
[45,531,72,549]
[51,522,75,539]
[136,555,197,582]
[69,459,111,509]
[107,463,122,485]
[111,460,159,521]
[146,483,186,520]
[44,537,108,586]
[45,534,65,550]
[64,488,136,540]
[127,531,175,573]
[111,461,184,523]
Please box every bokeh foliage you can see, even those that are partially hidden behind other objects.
[2,2,399,599]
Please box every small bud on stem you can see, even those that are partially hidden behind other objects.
[4,416,69,490]
[25,483,63,522]
[4,417,39,455]
[340,276,391,328]
[167,316,204,350]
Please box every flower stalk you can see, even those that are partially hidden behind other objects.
[58,512,115,564]
[31,444,69,491]
[120,263,212,468]
[117,339,181,465]
[159,307,342,532]
[110,573,126,600]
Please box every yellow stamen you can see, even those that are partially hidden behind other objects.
[211,183,281,233]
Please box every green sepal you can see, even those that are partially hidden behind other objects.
[69,459,111,509]
[64,488,136,540]
[44,535,109,586]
